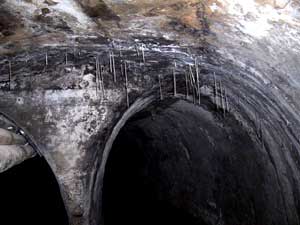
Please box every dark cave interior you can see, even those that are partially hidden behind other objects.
[0,156,69,225]
[0,1,300,225]
[102,100,204,225]
[102,99,287,225]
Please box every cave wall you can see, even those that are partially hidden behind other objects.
[0,1,300,225]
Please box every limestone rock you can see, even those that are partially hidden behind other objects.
[274,0,291,9]
[0,145,36,173]
[0,128,26,145]
[76,0,120,20]
[44,0,58,6]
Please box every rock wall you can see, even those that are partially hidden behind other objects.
[0,1,300,225]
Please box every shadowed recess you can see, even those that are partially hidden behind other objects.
[102,99,289,225]
[0,156,69,225]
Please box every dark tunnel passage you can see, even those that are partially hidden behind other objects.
[102,99,292,225]
[103,99,204,225]
[0,156,69,225]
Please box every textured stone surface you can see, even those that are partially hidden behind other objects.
[0,1,300,225]
[0,145,36,173]
[0,128,26,145]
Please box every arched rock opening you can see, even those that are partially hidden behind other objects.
[102,98,290,225]
[0,156,69,225]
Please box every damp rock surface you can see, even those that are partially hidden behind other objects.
[0,1,300,225]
